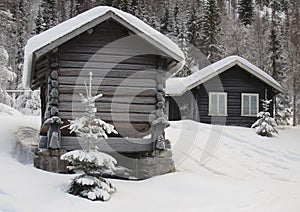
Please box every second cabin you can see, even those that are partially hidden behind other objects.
[166,56,283,127]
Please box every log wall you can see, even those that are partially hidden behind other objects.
[36,19,170,140]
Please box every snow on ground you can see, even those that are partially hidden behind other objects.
[0,104,22,116]
[0,116,300,212]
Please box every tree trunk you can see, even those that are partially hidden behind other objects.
[293,77,297,126]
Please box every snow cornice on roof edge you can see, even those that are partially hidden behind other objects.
[166,56,284,96]
[23,6,185,89]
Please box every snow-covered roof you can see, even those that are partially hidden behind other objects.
[166,56,284,96]
[23,6,185,88]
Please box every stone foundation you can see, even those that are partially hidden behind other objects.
[137,150,175,178]
[34,149,69,173]
[33,148,175,179]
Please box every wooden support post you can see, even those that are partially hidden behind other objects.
[150,67,170,150]
[44,50,62,149]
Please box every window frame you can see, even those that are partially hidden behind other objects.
[241,93,259,117]
[208,92,228,116]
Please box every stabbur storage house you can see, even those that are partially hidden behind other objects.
[23,6,185,178]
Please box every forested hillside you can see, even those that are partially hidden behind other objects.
[0,0,299,125]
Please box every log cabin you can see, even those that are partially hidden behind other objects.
[23,6,184,177]
[166,56,283,127]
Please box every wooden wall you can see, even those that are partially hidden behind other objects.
[37,19,170,139]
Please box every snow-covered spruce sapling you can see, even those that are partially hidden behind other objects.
[251,99,278,137]
[0,46,16,106]
[61,150,117,201]
[16,90,41,115]
[61,72,118,201]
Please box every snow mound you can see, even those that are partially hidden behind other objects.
[0,103,22,116]
[166,120,300,183]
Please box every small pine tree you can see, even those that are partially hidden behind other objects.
[61,150,117,201]
[276,93,292,126]
[16,90,41,115]
[0,46,16,105]
[251,99,278,137]
[61,72,118,201]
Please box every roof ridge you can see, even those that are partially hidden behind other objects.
[166,55,283,96]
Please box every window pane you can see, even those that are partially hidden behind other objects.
[251,96,257,115]
[219,94,226,114]
[211,94,218,114]
[243,95,249,115]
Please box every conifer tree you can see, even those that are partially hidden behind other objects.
[176,21,192,76]
[34,7,44,34]
[61,72,118,201]
[239,0,254,26]
[252,99,278,137]
[10,0,31,87]
[172,2,180,37]
[57,1,68,22]
[0,46,16,105]
[276,93,292,126]
[160,0,173,35]
[128,0,138,15]
[200,0,223,62]
[94,0,108,6]
[41,0,58,31]
[135,0,149,22]
[74,0,94,14]
[255,0,270,9]
[186,5,201,48]
[269,0,284,82]
[289,6,300,126]
[113,0,130,12]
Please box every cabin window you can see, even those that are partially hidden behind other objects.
[209,92,227,116]
[241,93,259,116]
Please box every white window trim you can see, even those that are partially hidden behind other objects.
[241,93,259,117]
[208,92,228,116]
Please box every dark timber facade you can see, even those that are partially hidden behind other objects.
[168,64,282,127]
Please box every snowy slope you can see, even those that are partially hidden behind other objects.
[0,116,300,212]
